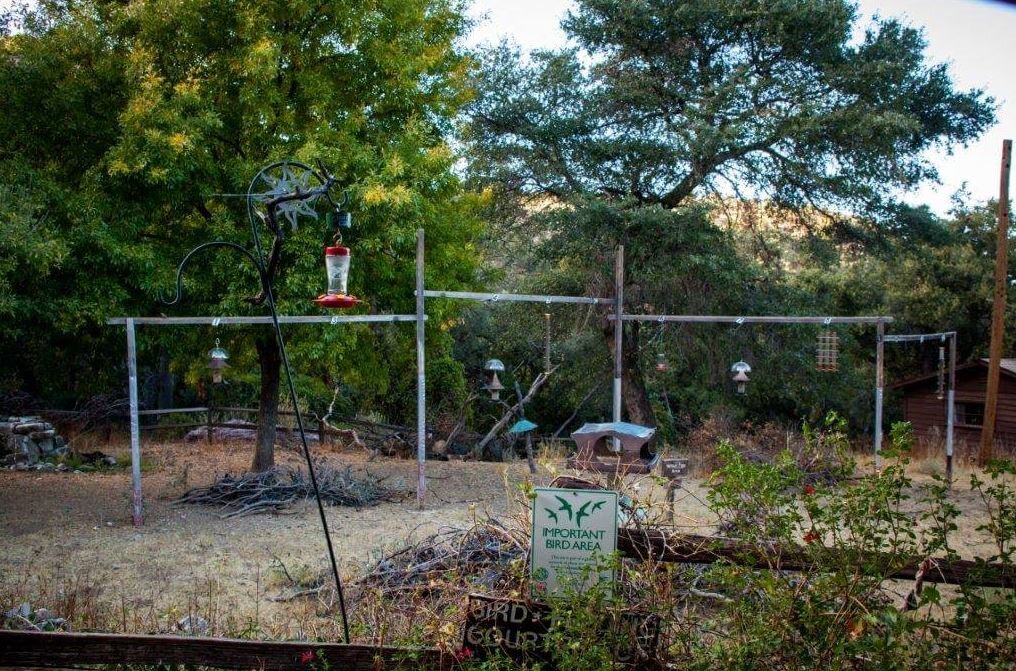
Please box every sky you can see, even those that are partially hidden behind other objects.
[2,0,1011,215]
[467,0,1016,217]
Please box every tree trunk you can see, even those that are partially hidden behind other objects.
[252,331,281,472]
[604,319,656,427]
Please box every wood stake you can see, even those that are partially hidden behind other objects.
[980,139,1012,467]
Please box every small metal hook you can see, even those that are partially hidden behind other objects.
[823,317,832,326]
[215,337,220,347]
[212,317,221,327]
[330,315,340,325]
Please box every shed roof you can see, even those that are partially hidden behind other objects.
[891,358,1016,390]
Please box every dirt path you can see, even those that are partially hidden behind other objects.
[0,439,1005,639]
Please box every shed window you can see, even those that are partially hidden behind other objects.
[955,402,985,427]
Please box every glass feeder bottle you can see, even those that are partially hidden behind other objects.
[325,245,351,295]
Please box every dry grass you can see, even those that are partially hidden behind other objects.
[0,432,1010,646]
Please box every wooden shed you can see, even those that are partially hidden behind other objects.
[893,358,1016,455]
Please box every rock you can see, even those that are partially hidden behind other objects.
[39,617,68,631]
[54,435,66,448]
[53,445,70,457]
[14,436,40,465]
[34,462,56,472]
[5,602,31,619]
[101,455,117,466]
[55,463,69,472]
[432,439,448,457]
[36,438,55,455]
[176,614,209,635]
[32,608,54,622]
[28,430,55,441]
[13,422,49,435]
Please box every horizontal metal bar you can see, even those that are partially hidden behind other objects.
[107,315,422,326]
[883,332,956,343]
[137,406,208,416]
[421,290,612,305]
[612,314,893,325]
[140,422,209,431]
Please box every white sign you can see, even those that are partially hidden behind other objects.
[530,487,618,597]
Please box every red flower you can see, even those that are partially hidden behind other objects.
[803,530,820,545]
[453,647,474,661]
[300,649,315,664]
[803,484,816,496]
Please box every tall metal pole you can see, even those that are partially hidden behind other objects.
[544,312,552,373]
[613,245,624,426]
[416,229,427,508]
[126,318,143,528]
[980,138,1012,467]
[946,333,957,483]
[874,321,885,470]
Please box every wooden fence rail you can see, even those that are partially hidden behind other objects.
[2,531,1013,669]
[0,631,449,670]
[617,529,1016,588]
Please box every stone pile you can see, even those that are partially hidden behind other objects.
[3,602,70,631]
[0,416,69,468]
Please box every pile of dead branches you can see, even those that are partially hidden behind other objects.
[174,464,403,518]
[356,518,527,596]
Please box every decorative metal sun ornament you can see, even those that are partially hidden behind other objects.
[247,161,324,231]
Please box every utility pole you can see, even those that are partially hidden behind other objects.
[980,139,1012,467]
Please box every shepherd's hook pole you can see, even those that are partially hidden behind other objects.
[248,207,351,645]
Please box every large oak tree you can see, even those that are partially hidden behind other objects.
[466,0,994,426]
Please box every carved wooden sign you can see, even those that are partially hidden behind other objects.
[462,594,660,669]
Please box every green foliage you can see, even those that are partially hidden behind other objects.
[465,0,995,434]
[0,0,483,420]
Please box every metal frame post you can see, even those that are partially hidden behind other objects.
[416,229,427,508]
[126,318,143,527]
[613,245,624,425]
[875,321,885,470]
[947,333,957,482]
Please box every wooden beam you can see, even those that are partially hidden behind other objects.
[980,138,1012,467]
[0,631,447,671]
[617,529,1016,588]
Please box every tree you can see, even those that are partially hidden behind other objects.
[466,0,994,427]
[1,0,482,469]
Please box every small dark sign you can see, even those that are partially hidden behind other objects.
[462,594,660,669]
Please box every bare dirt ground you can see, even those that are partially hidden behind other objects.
[0,438,1006,640]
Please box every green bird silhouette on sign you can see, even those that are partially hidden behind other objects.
[575,501,592,527]
[554,495,574,522]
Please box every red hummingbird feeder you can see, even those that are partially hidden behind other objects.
[315,244,358,309]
